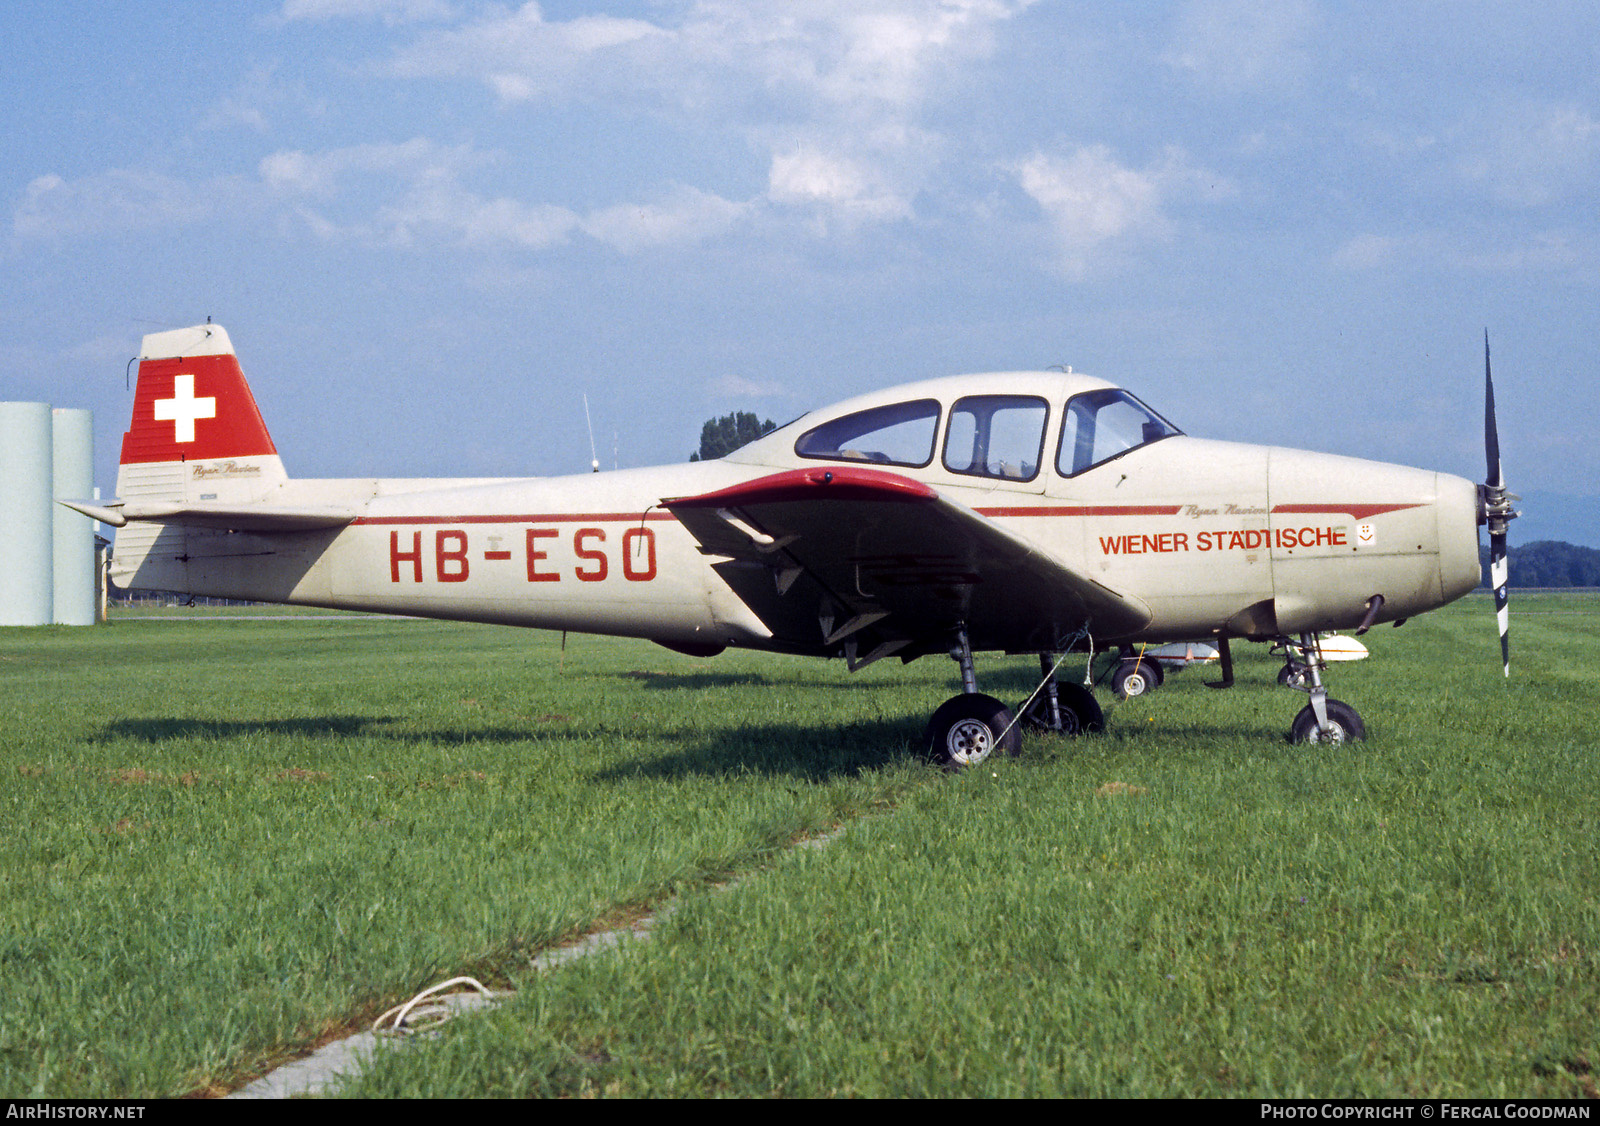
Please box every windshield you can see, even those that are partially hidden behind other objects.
[1056,389,1180,477]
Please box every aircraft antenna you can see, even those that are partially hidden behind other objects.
[583,394,600,473]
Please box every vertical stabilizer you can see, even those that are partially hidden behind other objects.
[113,324,290,591]
[116,324,288,504]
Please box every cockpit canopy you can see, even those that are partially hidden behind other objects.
[789,383,1179,482]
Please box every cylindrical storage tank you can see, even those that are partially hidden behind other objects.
[53,408,96,625]
[0,402,54,626]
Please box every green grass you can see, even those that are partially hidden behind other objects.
[1,617,927,1097]
[3,597,1597,1097]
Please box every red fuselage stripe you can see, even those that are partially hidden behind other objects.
[350,503,1414,525]
[351,512,680,526]
[975,505,1183,517]
[1270,503,1425,520]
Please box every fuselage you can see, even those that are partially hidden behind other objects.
[112,371,1483,656]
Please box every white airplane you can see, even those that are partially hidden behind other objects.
[1106,641,1221,700]
[1110,632,1370,699]
[64,324,1516,768]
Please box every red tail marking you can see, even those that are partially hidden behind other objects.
[121,353,277,464]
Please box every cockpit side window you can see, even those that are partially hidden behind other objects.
[942,395,1049,482]
[1056,389,1181,477]
[795,398,941,468]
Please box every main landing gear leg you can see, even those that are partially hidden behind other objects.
[1037,653,1063,730]
[1286,631,1366,744]
[1019,651,1104,738]
[923,626,1021,770]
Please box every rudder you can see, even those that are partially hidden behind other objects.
[116,324,287,504]
[112,324,290,593]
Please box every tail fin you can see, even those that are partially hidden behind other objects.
[116,324,288,506]
[111,324,295,594]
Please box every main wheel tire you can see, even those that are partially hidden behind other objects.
[1019,681,1105,737]
[924,693,1021,769]
[1112,660,1160,699]
[1053,682,1105,736]
[1289,698,1366,744]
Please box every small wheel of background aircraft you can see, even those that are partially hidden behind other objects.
[62,326,1516,762]
[1275,633,1369,690]
[1111,656,1163,699]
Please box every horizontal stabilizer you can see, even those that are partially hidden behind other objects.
[59,498,356,532]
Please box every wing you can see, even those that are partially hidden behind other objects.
[664,466,1150,665]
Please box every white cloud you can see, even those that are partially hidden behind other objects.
[1332,232,1403,271]
[280,0,454,24]
[259,150,332,196]
[13,169,216,239]
[1161,0,1318,94]
[766,146,912,223]
[259,137,452,198]
[769,148,867,205]
[385,2,668,102]
[388,1,1030,109]
[690,0,1031,111]
[383,1,1033,228]
[259,138,748,253]
[1453,101,1600,208]
[259,139,576,247]
[711,373,788,399]
[381,187,579,250]
[581,187,749,253]
[1012,146,1228,277]
[201,64,324,134]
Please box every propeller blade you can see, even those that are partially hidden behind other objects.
[1482,330,1512,677]
[1484,331,1503,490]
[1491,531,1510,677]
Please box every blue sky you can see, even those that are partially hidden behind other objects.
[4,1,1597,544]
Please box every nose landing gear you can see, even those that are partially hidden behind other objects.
[1280,632,1366,744]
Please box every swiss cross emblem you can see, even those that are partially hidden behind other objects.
[154,374,217,443]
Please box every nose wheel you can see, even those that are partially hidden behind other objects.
[1290,698,1365,744]
[1281,632,1366,744]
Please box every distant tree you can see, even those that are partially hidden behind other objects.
[1478,540,1600,588]
[690,411,776,462]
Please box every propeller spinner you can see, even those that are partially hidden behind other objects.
[1481,331,1518,676]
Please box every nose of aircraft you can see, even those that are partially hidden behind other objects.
[1436,471,1484,606]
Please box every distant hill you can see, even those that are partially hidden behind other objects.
[1478,540,1600,588]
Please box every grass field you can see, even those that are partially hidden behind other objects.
[2,594,1596,1098]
